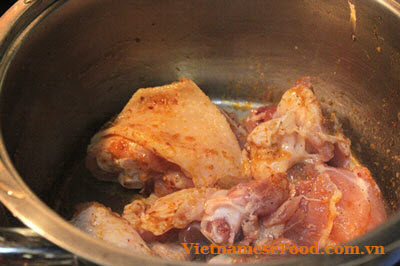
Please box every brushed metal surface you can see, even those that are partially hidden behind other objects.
[0,0,399,265]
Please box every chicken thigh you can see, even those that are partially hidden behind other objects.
[86,78,243,193]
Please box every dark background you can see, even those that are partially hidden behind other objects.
[1,0,16,16]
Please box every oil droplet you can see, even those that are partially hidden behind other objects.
[351,33,357,42]
[0,182,25,199]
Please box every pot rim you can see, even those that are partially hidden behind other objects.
[0,1,399,265]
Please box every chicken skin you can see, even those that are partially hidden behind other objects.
[86,79,243,194]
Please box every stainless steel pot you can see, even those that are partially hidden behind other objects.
[0,0,399,265]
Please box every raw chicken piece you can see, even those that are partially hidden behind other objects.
[122,194,159,229]
[354,167,387,230]
[247,77,351,180]
[201,175,289,245]
[284,166,342,247]
[128,188,218,235]
[266,163,386,247]
[70,202,194,261]
[323,165,387,244]
[87,78,243,190]
[71,202,153,255]
[149,242,191,261]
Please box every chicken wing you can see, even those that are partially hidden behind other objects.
[126,187,218,235]
[71,202,153,255]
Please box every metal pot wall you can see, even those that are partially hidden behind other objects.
[0,0,399,265]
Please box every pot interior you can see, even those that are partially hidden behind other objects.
[0,0,399,230]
